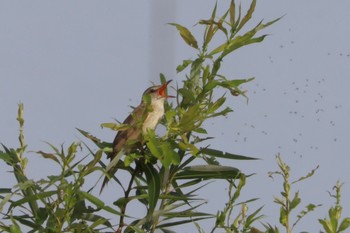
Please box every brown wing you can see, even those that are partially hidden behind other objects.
[109,103,146,159]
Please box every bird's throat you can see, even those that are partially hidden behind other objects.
[142,98,165,134]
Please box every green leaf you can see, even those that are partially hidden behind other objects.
[279,206,287,226]
[175,165,241,180]
[0,193,13,212]
[35,151,60,164]
[159,143,180,167]
[100,122,130,131]
[292,165,319,184]
[193,128,207,134]
[319,219,332,233]
[290,191,301,210]
[218,77,255,88]
[78,191,121,216]
[176,59,193,73]
[126,226,148,233]
[338,218,350,231]
[178,141,200,156]
[0,188,12,193]
[169,23,198,49]
[157,217,212,228]
[203,80,219,93]
[76,128,112,150]
[190,58,203,89]
[146,130,162,158]
[9,224,22,233]
[245,206,264,226]
[0,150,12,164]
[146,130,179,167]
[10,191,56,208]
[229,0,236,26]
[210,15,281,57]
[236,0,256,32]
[142,163,160,217]
[79,213,113,228]
[201,148,258,160]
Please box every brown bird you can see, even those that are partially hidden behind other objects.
[100,80,173,192]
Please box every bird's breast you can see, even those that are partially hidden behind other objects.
[142,100,165,133]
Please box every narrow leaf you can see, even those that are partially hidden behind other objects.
[169,23,198,49]
[175,165,241,180]
[142,163,160,216]
[79,191,121,216]
[35,151,60,164]
[237,0,256,32]
[201,148,258,160]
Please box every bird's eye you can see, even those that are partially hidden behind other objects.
[149,89,157,93]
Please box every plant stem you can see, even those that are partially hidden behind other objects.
[117,167,138,233]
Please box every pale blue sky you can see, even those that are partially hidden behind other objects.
[1,1,349,232]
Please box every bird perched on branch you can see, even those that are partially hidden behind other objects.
[100,80,173,192]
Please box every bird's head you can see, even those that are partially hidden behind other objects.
[142,80,174,103]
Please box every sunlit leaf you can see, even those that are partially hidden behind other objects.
[0,193,13,212]
[339,218,350,231]
[169,23,198,49]
[178,105,201,131]
[236,0,256,32]
[319,219,332,233]
[201,148,258,160]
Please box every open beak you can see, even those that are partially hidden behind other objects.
[158,80,175,98]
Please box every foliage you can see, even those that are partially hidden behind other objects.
[0,104,116,232]
[319,181,350,233]
[1,1,348,233]
[264,154,321,233]
[0,1,277,232]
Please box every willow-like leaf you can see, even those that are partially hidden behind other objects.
[78,191,121,216]
[10,191,56,209]
[76,128,112,150]
[156,216,213,228]
[201,148,258,160]
[142,163,160,217]
[79,213,113,228]
[169,23,198,49]
[236,0,256,32]
[35,151,60,164]
[175,165,241,180]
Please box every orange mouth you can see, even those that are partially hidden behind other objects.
[158,80,174,98]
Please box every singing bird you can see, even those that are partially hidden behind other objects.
[101,80,173,192]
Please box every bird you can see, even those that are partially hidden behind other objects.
[100,80,173,192]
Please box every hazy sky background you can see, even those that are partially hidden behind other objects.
[1,1,349,232]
